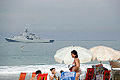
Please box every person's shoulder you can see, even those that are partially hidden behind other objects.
[49,72,52,76]
[75,58,80,63]
[75,58,79,61]
[49,72,53,77]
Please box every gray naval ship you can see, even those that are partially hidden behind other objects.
[5,28,54,43]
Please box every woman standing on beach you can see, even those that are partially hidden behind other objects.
[71,50,80,80]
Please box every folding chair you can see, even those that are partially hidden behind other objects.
[103,70,111,80]
[19,72,27,80]
[32,72,36,78]
[37,73,48,80]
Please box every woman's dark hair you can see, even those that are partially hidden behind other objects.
[35,70,42,74]
[71,50,78,58]
[50,68,55,71]
[60,70,64,73]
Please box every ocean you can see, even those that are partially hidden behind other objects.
[0,40,120,80]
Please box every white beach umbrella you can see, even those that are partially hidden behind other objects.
[54,46,93,64]
[90,46,120,61]
[115,51,120,60]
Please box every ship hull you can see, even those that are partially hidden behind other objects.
[5,38,20,42]
[5,38,54,43]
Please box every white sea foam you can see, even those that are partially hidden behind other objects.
[0,64,68,74]
[0,64,111,75]
[0,64,111,80]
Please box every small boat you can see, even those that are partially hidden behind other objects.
[5,27,54,43]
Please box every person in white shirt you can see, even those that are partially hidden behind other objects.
[49,68,58,80]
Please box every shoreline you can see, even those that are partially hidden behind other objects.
[0,63,112,80]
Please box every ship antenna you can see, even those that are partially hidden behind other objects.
[25,27,28,33]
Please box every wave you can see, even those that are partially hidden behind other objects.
[0,64,111,75]
[0,64,68,74]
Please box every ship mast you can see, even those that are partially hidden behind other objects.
[23,27,28,36]
[25,27,28,33]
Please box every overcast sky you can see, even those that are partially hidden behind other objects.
[0,0,120,40]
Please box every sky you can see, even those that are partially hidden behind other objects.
[0,0,120,40]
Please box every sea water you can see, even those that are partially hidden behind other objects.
[0,40,120,80]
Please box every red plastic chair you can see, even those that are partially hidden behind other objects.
[37,73,48,80]
[32,72,36,78]
[85,68,94,80]
[19,72,27,80]
[103,70,111,80]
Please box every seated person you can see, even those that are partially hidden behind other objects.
[30,70,42,80]
[49,68,58,80]
[58,70,64,80]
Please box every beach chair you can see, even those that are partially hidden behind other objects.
[85,68,94,80]
[19,72,27,80]
[60,72,76,80]
[37,73,48,80]
[32,72,36,78]
[103,70,111,80]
